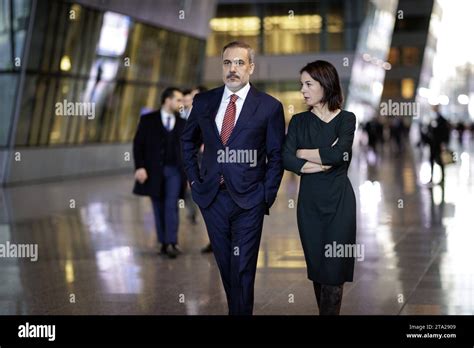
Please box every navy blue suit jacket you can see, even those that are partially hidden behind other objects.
[180,85,285,213]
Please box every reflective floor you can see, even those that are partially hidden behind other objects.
[1,134,473,315]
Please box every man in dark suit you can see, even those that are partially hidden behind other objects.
[133,87,186,259]
[181,41,285,315]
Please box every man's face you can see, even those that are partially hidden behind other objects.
[183,94,193,109]
[222,47,254,92]
[168,91,184,113]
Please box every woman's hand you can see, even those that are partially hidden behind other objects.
[297,149,321,163]
[297,139,338,161]
[300,162,332,173]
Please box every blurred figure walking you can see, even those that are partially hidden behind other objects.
[427,105,451,184]
[133,87,187,259]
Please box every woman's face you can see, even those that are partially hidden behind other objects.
[300,71,324,107]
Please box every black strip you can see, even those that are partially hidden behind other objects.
[0,315,472,345]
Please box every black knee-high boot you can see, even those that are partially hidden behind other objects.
[319,284,344,315]
[312,282,321,310]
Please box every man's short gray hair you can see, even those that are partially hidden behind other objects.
[222,41,255,64]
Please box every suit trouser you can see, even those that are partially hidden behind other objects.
[184,187,198,219]
[200,188,266,315]
[150,165,181,245]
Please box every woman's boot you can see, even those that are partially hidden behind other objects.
[313,282,321,310]
[319,284,344,315]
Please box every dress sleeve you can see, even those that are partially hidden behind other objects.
[282,115,307,175]
[319,112,356,166]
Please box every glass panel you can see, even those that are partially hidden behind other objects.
[50,3,68,75]
[12,0,30,60]
[0,0,12,69]
[50,77,77,145]
[207,3,261,57]
[207,0,364,55]
[77,11,103,76]
[116,83,152,142]
[15,75,38,145]
[0,74,19,145]
[14,1,205,146]
[66,79,85,144]
[38,77,59,145]
[388,47,399,66]
[27,0,49,71]
[383,80,400,98]
[264,14,322,54]
[1,0,30,146]
[401,78,415,99]
[327,6,344,51]
[401,46,420,67]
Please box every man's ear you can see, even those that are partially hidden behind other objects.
[249,63,255,75]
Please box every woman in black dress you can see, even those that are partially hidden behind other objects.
[282,60,357,315]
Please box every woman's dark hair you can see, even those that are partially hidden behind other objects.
[300,60,343,111]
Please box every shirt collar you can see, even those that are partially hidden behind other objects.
[161,109,175,119]
[223,82,251,103]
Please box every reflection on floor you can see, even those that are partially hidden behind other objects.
[1,137,473,315]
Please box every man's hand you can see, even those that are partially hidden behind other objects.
[135,168,148,184]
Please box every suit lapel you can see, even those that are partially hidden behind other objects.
[227,85,260,146]
[207,86,224,143]
[154,108,165,134]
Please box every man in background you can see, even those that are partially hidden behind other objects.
[182,87,214,254]
[428,104,451,184]
[133,87,186,259]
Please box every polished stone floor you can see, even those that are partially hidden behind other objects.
[0,134,473,315]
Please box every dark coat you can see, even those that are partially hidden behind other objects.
[132,109,187,198]
[180,85,285,213]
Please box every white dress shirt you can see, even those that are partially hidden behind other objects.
[215,83,251,134]
[183,106,192,120]
[161,109,176,131]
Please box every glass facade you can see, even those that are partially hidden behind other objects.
[11,0,205,147]
[388,46,421,67]
[0,0,31,147]
[205,0,365,124]
[206,0,362,57]
[345,0,398,122]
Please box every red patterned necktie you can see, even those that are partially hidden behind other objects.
[219,94,238,184]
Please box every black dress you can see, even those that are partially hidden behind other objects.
[282,110,357,285]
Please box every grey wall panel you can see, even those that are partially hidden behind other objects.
[6,143,134,184]
[71,0,217,39]
[0,150,7,185]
